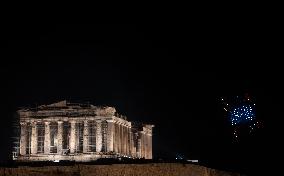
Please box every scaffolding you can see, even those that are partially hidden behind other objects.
[11,114,20,160]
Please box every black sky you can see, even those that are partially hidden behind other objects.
[0,18,282,174]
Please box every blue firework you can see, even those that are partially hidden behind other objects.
[230,104,255,126]
[221,94,259,141]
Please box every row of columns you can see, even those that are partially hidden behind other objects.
[20,121,64,155]
[19,120,152,159]
[112,121,153,159]
[20,120,107,155]
[113,121,132,156]
[137,131,152,159]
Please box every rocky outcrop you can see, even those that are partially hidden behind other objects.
[0,163,239,176]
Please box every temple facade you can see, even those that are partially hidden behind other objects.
[13,100,154,162]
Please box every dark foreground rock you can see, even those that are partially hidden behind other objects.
[0,163,240,176]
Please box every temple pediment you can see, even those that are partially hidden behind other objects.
[42,100,67,107]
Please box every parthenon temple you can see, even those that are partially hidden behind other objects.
[13,100,154,162]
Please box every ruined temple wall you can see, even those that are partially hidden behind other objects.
[15,101,154,161]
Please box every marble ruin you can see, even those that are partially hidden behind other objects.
[13,100,154,162]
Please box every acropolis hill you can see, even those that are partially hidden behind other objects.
[0,163,240,176]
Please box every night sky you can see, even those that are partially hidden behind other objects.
[0,20,281,174]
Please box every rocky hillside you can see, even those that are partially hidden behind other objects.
[0,163,240,176]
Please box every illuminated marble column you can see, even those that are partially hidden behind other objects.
[126,126,131,156]
[141,132,144,158]
[142,132,146,158]
[44,121,50,154]
[83,120,88,153]
[127,126,130,156]
[69,120,76,154]
[130,129,134,157]
[117,123,121,153]
[20,122,27,155]
[113,122,116,152]
[149,134,152,159]
[134,132,138,157]
[145,134,149,159]
[129,127,132,156]
[57,121,63,154]
[126,126,129,156]
[114,122,119,153]
[137,133,141,158]
[143,133,147,158]
[123,124,126,155]
[148,134,151,159]
[122,124,125,155]
[120,123,123,154]
[121,124,124,155]
[139,132,143,158]
[106,120,114,152]
[30,121,37,154]
[124,125,128,155]
[145,133,149,159]
[144,133,147,158]
[96,120,102,152]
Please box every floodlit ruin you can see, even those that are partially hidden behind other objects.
[12,100,154,162]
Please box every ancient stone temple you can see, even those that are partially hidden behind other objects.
[13,100,154,162]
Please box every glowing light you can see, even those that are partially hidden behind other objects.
[221,95,259,142]
[230,104,255,126]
